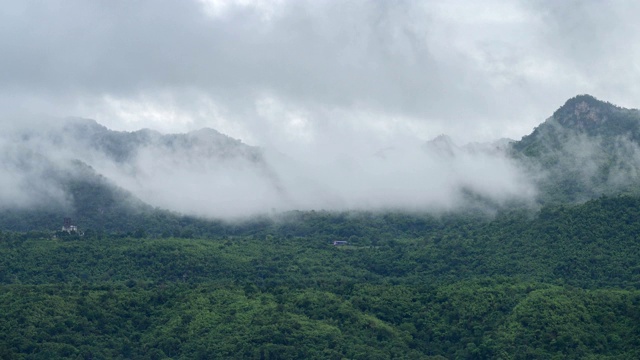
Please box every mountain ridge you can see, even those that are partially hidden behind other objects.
[2,94,640,231]
[510,94,640,203]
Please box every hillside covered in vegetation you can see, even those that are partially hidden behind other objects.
[2,195,640,359]
[3,95,640,358]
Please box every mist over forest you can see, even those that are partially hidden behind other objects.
[4,1,640,359]
[0,114,539,219]
[4,95,640,222]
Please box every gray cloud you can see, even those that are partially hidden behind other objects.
[2,0,639,145]
[0,117,536,218]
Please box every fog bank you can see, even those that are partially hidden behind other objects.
[0,118,536,218]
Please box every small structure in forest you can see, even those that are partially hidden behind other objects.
[333,241,348,246]
[61,217,78,233]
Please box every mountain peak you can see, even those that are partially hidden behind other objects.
[552,94,619,129]
[424,134,457,157]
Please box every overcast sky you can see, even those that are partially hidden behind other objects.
[2,0,640,148]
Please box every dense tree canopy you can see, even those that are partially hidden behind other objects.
[2,195,640,358]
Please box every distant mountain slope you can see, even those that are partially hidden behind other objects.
[511,94,640,203]
[4,94,640,232]
[0,154,162,233]
[0,117,281,232]
[57,119,285,217]
[52,118,268,168]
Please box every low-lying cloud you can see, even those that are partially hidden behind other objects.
[0,118,536,218]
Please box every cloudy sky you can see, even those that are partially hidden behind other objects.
[2,0,639,148]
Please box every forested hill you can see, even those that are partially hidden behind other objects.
[2,194,640,358]
[0,117,274,233]
[7,194,640,289]
[511,94,640,203]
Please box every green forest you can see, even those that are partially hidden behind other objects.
[2,195,640,359]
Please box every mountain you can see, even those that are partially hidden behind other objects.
[513,95,640,154]
[423,134,458,157]
[41,117,265,165]
[420,95,640,205]
[0,117,280,233]
[510,94,640,203]
[5,98,640,360]
[3,94,640,233]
